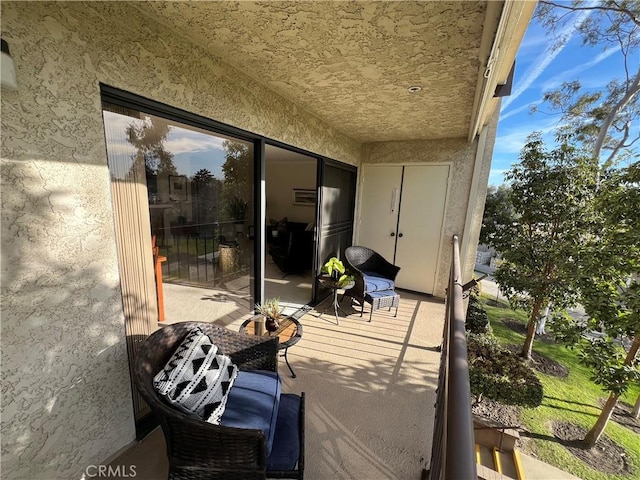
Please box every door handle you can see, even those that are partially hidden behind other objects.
[398,233,404,238]
[391,188,398,213]
[390,232,395,237]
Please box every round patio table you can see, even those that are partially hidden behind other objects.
[316,275,355,325]
[239,314,303,378]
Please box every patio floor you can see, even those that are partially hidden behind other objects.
[111,290,446,480]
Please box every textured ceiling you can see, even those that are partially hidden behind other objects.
[134,1,489,143]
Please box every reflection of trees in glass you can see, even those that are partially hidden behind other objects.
[192,169,223,226]
[126,117,178,197]
[221,140,252,221]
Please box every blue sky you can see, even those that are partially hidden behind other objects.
[490,9,624,185]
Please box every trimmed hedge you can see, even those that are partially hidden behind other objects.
[467,333,543,408]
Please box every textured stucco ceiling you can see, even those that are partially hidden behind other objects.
[134,1,489,143]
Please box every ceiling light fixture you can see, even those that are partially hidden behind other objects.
[407,86,422,93]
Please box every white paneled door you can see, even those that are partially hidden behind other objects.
[356,166,403,262]
[357,165,449,294]
[395,165,449,293]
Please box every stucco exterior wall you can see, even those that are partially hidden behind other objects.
[361,137,479,298]
[0,2,360,479]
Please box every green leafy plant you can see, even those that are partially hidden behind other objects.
[465,287,490,334]
[226,197,248,222]
[336,274,354,287]
[321,257,354,286]
[322,257,345,277]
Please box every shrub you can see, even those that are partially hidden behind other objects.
[466,288,490,334]
[467,333,543,408]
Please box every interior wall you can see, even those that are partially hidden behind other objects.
[360,137,479,298]
[266,160,317,225]
[0,2,360,479]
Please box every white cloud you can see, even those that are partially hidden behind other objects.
[494,118,558,155]
[540,46,621,91]
[165,127,227,155]
[494,130,531,155]
[106,142,137,158]
[102,110,141,142]
[500,101,540,121]
[502,2,598,110]
[164,135,226,155]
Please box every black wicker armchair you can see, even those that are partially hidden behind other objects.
[133,322,304,480]
[344,246,401,321]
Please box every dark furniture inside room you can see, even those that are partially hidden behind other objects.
[134,322,305,480]
[267,220,314,275]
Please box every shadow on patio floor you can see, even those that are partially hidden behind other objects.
[110,291,445,480]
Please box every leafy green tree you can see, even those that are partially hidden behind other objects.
[221,140,252,221]
[192,169,222,226]
[126,117,178,182]
[530,0,640,448]
[479,184,516,247]
[535,0,640,167]
[553,161,639,447]
[492,133,597,360]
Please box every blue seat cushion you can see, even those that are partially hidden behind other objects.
[267,394,301,472]
[363,272,395,292]
[220,370,281,456]
[366,289,399,300]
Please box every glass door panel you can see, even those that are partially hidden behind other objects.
[103,103,255,323]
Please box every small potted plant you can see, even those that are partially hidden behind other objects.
[322,257,345,280]
[255,298,285,332]
[321,257,354,286]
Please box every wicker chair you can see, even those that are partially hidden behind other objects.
[344,246,401,321]
[133,322,305,480]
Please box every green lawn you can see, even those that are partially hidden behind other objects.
[482,296,640,480]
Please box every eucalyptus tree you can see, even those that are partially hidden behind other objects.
[535,0,640,168]
[492,133,597,360]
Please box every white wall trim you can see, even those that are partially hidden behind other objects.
[461,127,488,276]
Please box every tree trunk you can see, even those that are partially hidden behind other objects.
[633,393,640,420]
[521,298,543,360]
[584,393,619,447]
[583,334,640,446]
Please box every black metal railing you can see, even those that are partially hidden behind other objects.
[155,220,251,287]
[428,235,477,480]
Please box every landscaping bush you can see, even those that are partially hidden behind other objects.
[466,288,490,334]
[467,333,543,408]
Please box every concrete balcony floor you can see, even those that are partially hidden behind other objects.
[111,290,446,480]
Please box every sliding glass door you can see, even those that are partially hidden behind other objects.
[103,102,255,324]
